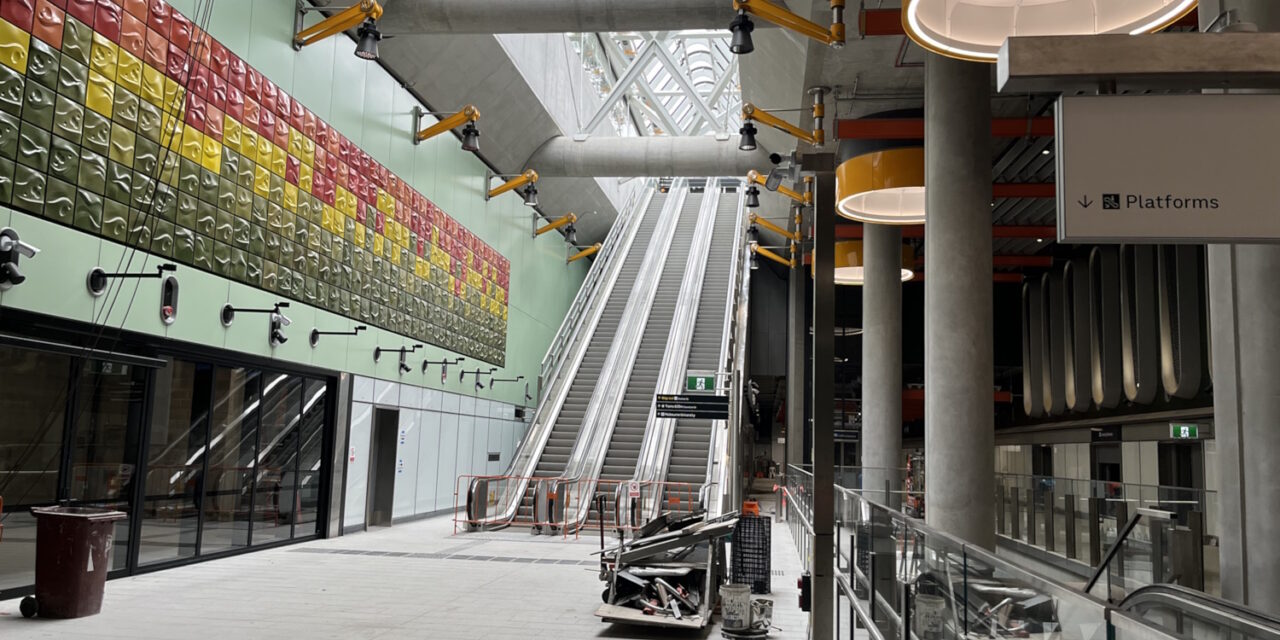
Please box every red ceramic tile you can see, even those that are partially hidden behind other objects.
[314,122,327,147]
[257,107,274,137]
[242,97,259,130]
[95,0,120,41]
[276,92,290,119]
[183,92,206,130]
[223,84,242,120]
[338,138,351,163]
[188,63,209,98]
[165,41,188,79]
[191,27,209,65]
[32,0,65,48]
[209,72,225,109]
[285,155,299,184]
[416,238,424,256]
[290,99,303,129]
[209,39,227,77]
[244,67,260,102]
[66,0,94,26]
[122,0,145,20]
[143,26,166,68]
[326,147,337,175]
[312,146,326,175]
[259,78,275,114]
[226,54,244,90]
[1,0,36,32]
[43,0,65,8]
[302,110,315,138]
[204,103,222,139]
[333,162,346,189]
[273,117,288,147]
[145,0,166,35]
[167,9,187,49]
[119,11,145,57]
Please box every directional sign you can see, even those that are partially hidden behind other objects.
[1057,94,1280,243]
[655,394,729,420]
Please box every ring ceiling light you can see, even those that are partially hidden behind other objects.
[836,148,926,225]
[903,0,1198,62]
[823,241,916,286]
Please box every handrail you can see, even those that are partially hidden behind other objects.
[631,180,721,520]
[1120,584,1280,640]
[487,183,658,525]
[538,180,652,396]
[560,181,689,530]
[704,181,748,518]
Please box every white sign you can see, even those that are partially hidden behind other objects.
[626,481,641,499]
[1057,94,1280,243]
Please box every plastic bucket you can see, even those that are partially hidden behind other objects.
[720,584,751,630]
[915,594,947,639]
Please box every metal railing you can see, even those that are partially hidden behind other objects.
[1120,584,1280,640]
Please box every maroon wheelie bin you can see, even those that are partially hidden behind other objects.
[20,506,127,619]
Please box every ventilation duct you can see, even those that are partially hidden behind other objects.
[1021,279,1045,418]
[1158,245,1207,399]
[1062,258,1091,413]
[1121,245,1160,404]
[1041,271,1066,416]
[1089,247,1124,408]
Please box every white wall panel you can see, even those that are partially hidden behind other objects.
[343,402,373,529]
[435,413,460,513]
[392,409,420,519]
[416,410,442,514]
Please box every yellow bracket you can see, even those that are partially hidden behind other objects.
[536,213,577,237]
[294,1,382,49]
[733,0,845,48]
[747,170,811,205]
[414,105,480,144]
[487,170,538,200]
[749,212,799,243]
[753,243,796,269]
[569,243,601,263]
[743,102,825,147]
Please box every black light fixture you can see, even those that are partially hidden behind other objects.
[86,263,176,297]
[521,184,538,207]
[745,185,761,208]
[374,343,423,363]
[765,167,785,192]
[269,308,292,348]
[423,357,465,383]
[748,224,760,244]
[460,122,481,153]
[525,381,533,402]
[310,324,367,348]
[730,10,755,54]
[459,367,497,390]
[738,121,758,151]
[354,19,381,60]
[750,247,760,270]
[565,224,578,246]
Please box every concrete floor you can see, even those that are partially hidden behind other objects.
[0,499,809,640]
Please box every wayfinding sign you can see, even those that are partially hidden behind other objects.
[1057,94,1280,243]
[654,394,729,420]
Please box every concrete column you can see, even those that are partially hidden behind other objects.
[1204,0,1280,614]
[862,224,903,508]
[923,53,995,548]
[787,210,807,473]
[811,175,836,640]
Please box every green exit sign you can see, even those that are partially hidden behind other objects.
[686,375,716,393]
[1170,424,1200,440]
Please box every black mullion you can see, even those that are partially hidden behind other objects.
[126,364,159,574]
[290,378,303,539]
[247,370,261,547]
[194,365,214,557]
[56,358,82,502]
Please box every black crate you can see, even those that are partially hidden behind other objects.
[732,515,771,594]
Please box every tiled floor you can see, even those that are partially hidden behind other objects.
[0,498,810,640]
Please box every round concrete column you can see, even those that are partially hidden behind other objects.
[862,223,903,506]
[923,53,995,548]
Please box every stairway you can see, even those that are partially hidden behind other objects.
[662,190,740,515]
[514,190,668,522]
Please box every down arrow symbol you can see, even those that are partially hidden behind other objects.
[1078,196,1094,208]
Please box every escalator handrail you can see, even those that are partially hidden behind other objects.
[706,184,749,517]
[1120,584,1280,639]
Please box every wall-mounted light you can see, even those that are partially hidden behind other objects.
[746,170,810,205]
[412,105,481,152]
[292,1,384,60]
[568,243,601,264]
[525,381,533,403]
[0,228,39,291]
[729,0,845,54]
[309,324,367,348]
[534,212,577,239]
[486,170,539,204]
[269,308,292,348]
[564,224,578,246]
[86,263,176,298]
[423,357,465,383]
[751,242,796,269]
[374,343,423,364]
[741,88,827,149]
[220,302,292,347]
[748,213,799,244]
[745,185,761,208]
[459,367,497,391]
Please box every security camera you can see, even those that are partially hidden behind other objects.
[399,361,412,374]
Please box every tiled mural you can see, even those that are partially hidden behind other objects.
[0,0,510,365]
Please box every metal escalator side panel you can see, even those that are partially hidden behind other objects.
[486,185,661,524]
[560,182,695,530]
[1120,584,1280,640]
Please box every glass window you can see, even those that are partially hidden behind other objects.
[138,359,210,566]
[0,347,72,591]
[294,379,327,538]
[69,359,147,571]
[200,367,260,554]
[253,374,301,545]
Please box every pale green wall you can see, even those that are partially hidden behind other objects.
[0,0,587,406]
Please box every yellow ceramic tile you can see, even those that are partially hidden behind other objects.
[298,164,312,192]
[373,234,383,255]
[201,136,222,174]
[0,19,29,75]
[160,111,183,150]
[159,153,180,186]
[253,165,270,198]
[115,50,142,95]
[255,134,271,167]
[90,33,119,78]
[390,246,400,266]
[288,127,303,157]
[353,222,365,247]
[239,128,257,157]
[301,137,314,166]
[86,71,115,117]
[179,124,203,164]
[163,78,184,113]
[223,116,241,149]
[270,144,285,176]
[140,64,164,106]
[334,187,348,214]
[284,182,298,212]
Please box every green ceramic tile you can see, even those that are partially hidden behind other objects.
[48,134,78,183]
[136,100,160,142]
[101,198,129,241]
[0,156,15,204]
[173,225,195,263]
[279,235,294,265]
[195,198,216,237]
[176,157,199,196]
[62,18,93,66]
[43,175,76,222]
[220,148,238,181]
[198,168,218,204]
[248,222,264,254]
[22,78,55,131]
[152,219,174,257]
[267,172,282,204]
[104,159,131,204]
[193,234,212,270]
[131,170,155,210]
[245,253,262,284]
[214,207,232,243]
[0,65,24,118]
[73,188,102,231]
[294,217,307,247]
[26,39,59,91]
[277,265,292,295]
[53,94,84,142]
[236,156,253,188]
[111,88,138,131]
[216,177,235,211]
[0,110,19,160]
[262,259,277,291]
[81,108,110,154]
[108,123,134,165]
[127,209,153,246]
[263,228,279,262]
[229,247,246,281]
[250,193,266,226]
[77,147,106,194]
[55,55,86,104]
[232,216,249,249]
[133,135,157,173]
[234,185,251,219]
[175,191,196,229]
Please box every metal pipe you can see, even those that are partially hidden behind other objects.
[377,0,738,34]
[528,136,770,177]
[568,243,601,263]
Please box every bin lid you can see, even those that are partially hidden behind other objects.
[30,506,128,521]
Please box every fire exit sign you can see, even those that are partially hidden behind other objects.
[1170,423,1200,440]
[686,373,716,393]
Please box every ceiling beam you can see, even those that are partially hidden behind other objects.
[993,182,1054,198]
[836,117,1055,140]
[858,7,1199,37]
[917,255,1054,268]
[835,225,1056,239]
[910,272,1026,284]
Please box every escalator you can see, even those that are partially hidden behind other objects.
[661,189,742,515]
[1120,584,1280,640]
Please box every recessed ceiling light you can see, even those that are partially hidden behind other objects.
[1041,149,1051,156]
